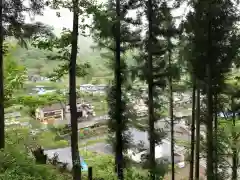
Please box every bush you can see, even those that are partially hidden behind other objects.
[36,131,69,149]
[0,130,70,180]
[54,140,69,148]
[6,127,68,150]
[80,151,152,180]
[0,148,70,180]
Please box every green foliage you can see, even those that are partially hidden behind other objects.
[9,37,111,83]
[80,151,152,180]
[5,128,35,149]
[9,42,59,76]
[0,128,70,180]
[185,0,240,87]
[2,0,240,179]
[184,1,240,178]
[88,1,143,178]
[6,127,69,150]
[0,150,68,180]
[130,1,180,177]
[17,93,65,107]
[16,93,65,117]
[4,44,27,107]
[3,0,53,45]
[36,131,69,149]
[3,127,152,180]
[89,0,142,167]
[32,30,90,81]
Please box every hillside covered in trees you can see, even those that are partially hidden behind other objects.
[0,0,240,180]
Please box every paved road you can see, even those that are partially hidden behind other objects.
[44,143,112,170]
[44,147,88,171]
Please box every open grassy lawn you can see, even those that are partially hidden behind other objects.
[79,150,150,179]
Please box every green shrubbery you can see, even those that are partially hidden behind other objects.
[0,147,70,180]
[1,128,70,180]
[2,127,162,180]
[36,131,69,149]
[80,151,151,180]
[51,125,108,141]
[6,127,69,150]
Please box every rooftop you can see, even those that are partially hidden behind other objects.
[129,128,184,153]
[40,102,65,112]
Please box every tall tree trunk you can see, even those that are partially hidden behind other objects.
[231,97,237,180]
[147,0,155,179]
[206,2,214,179]
[0,0,4,149]
[206,64,214,180]
[114,0,123,179]
[195,85,201,180]
[69,0,81,179]
[214,94,218,179]
[189,77,196,180]
[167,43,174,180]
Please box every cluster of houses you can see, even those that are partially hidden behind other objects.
[29,84,108,96]
[11,73,210,178]
[79,84,107,93]
[28,75,50,82]
[127,127,186,167]
[35,99,96,125]
[30,86,56,95]
[5,88,207,178]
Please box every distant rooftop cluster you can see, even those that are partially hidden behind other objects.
[32,86,56,95]
[28,75,50,82]
[79,84,108,93]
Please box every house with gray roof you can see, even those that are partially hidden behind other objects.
[127,128,185,167]
[35,100,95,125]
[35,103,65,123]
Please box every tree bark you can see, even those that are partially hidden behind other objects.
[214,94,218,179]
[0,0,4,149]
[147,0,155,179]
[206,2,214,179]
[231,97,237,180]
[195,85,201,180]
[206,64,214,180]
[189,77,196,180]
[114,0,124,179]
[69,0,81,179]
[167,43,174,180]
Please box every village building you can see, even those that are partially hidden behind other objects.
[126,128,186,168]
[65,99,95,118]
[35,100,95,124]
[35,103,65,124]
